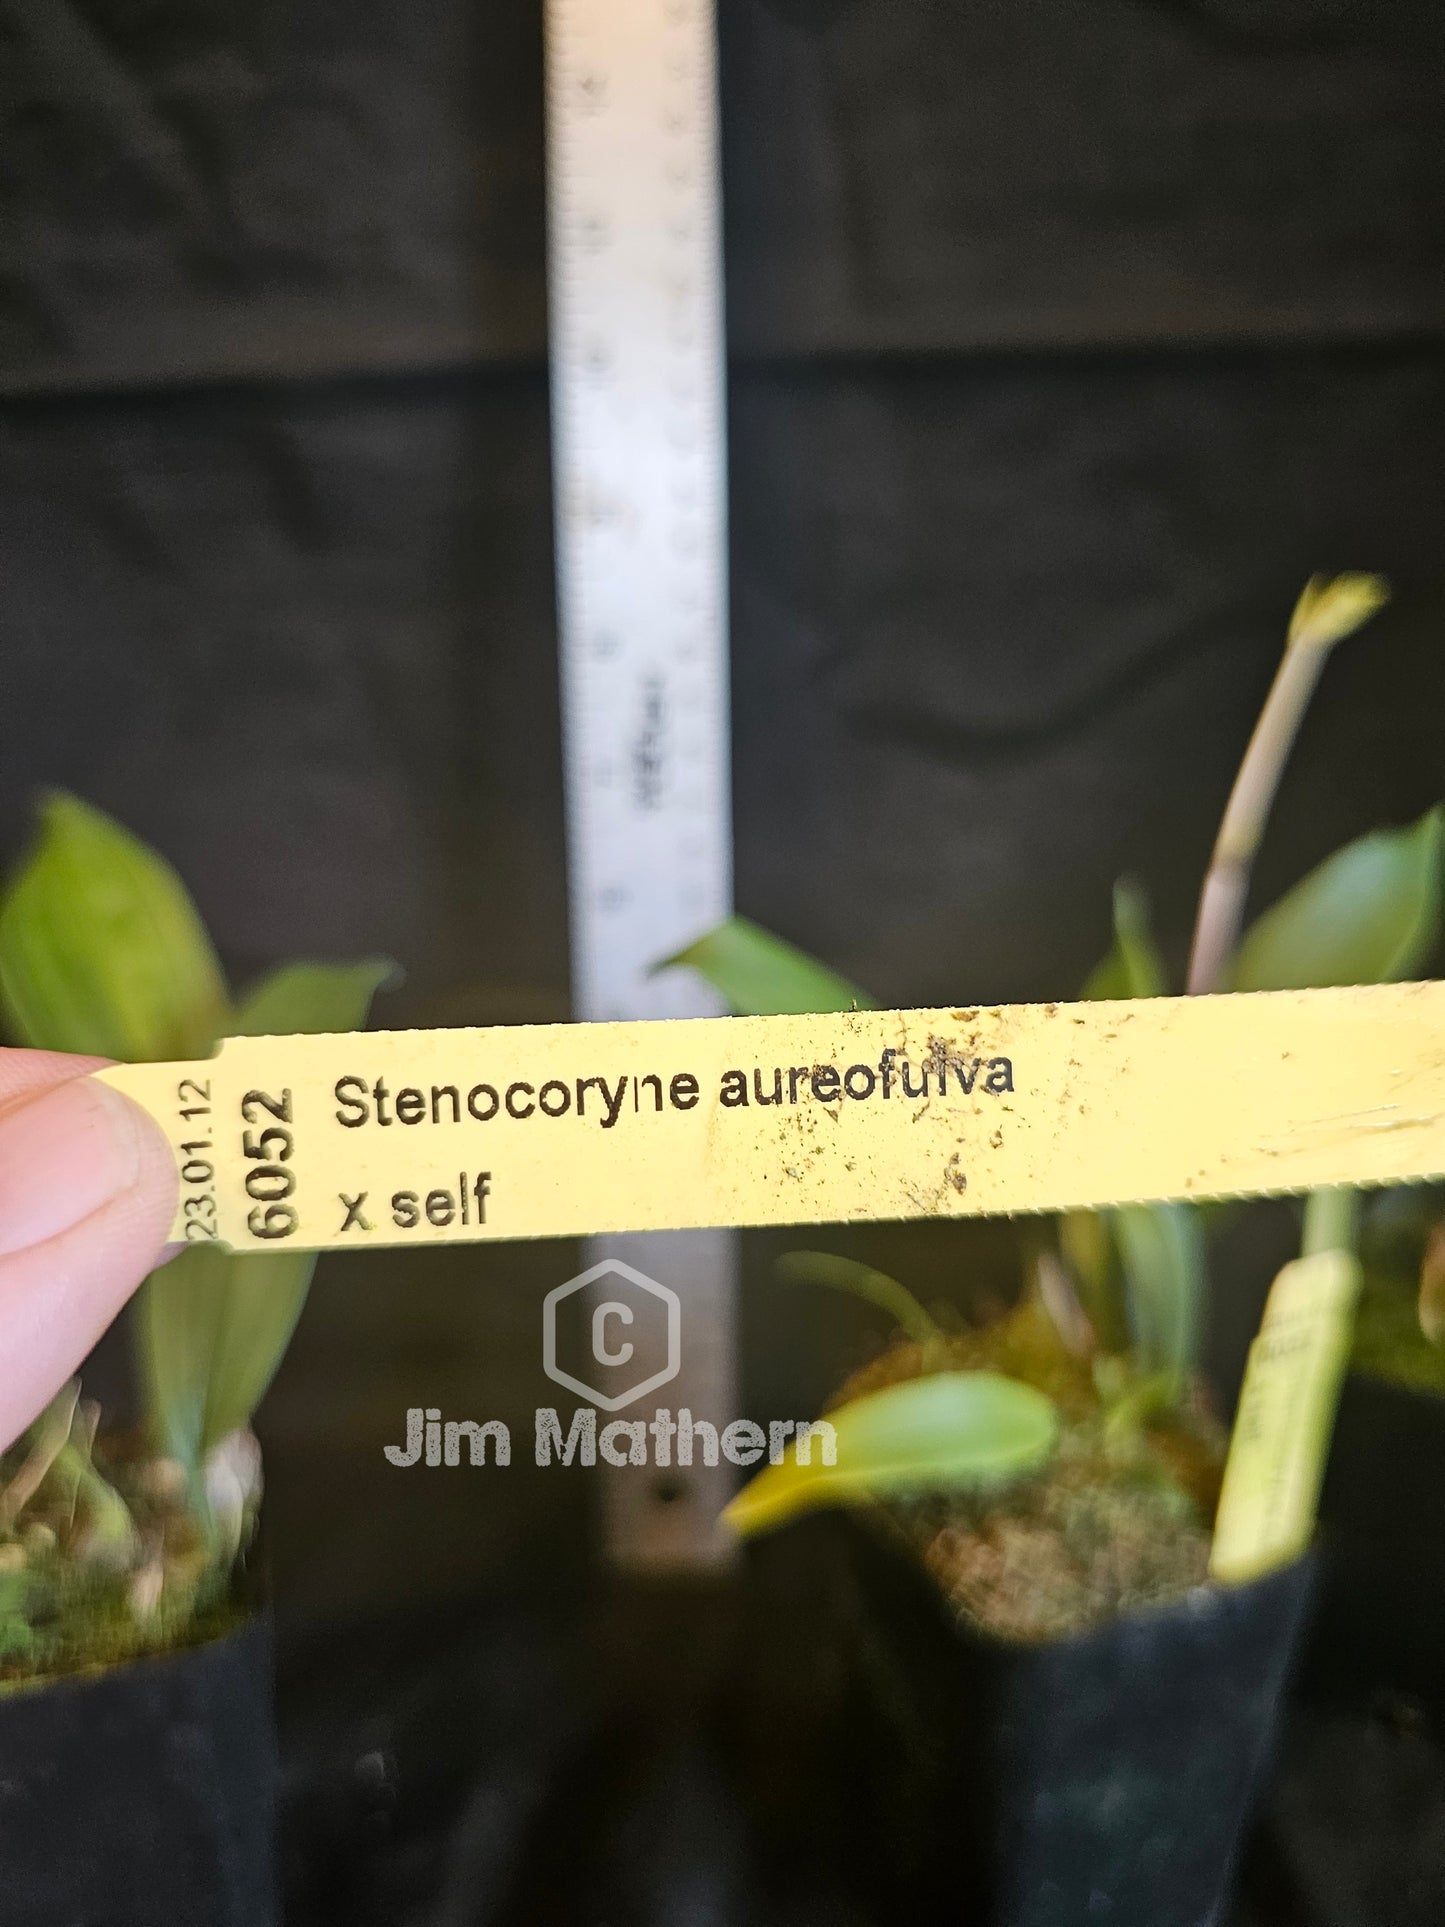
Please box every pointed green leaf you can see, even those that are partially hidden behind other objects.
[1059,1208,1129,1353]
[776,1250,942,1349]
[232,957,396,1043]
[194,1246,317,1453]
[137,1240,321,1466]
[136,1240,232,1468]
[1073,883,1172,1369]
[1231,805,1445,992]
[1081,879,1167,1001]
[1111,1201,1205,1387]
[230,957,400,1038]
[137,957,395,1467]
[656,915,877,1016]
[722,1370,1058,1538]
[0,792,229,1060]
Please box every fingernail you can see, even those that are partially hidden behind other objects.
[0,1076,145,1257]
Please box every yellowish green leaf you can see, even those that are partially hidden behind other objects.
[0,792,228,1060]
[775,1250,943,1351]
[1231,805,1444,992]
[1111,1200,1205,1389]
[656,915,877,1016]
[722,1370,1057,1538]
[1081,878,1167,1002]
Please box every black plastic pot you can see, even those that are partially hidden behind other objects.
[1307,1371,1445,1714]
[815,1513,1314,1927]
[0,1612,278,1926]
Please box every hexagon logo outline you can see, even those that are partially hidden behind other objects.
[543,1258,681,1411]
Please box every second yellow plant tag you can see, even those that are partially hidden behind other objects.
[1209,1245,1362,1586]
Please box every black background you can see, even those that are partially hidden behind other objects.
[2,3,1443,1918]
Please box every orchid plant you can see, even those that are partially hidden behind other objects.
[663,577,1442,1539]
[0,794,393,1681]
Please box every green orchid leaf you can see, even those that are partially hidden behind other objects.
[1231,805,1445,992]
[136,1240,233,1469]
[137,957,395,1468]
[0,792,229,1060]
[230,957,400,1038]
[0,1382,81,1529]
[1070,882,1174,1370]
[656,915,877,1016]
[1059,1208,1129,1354]
[1111,1200,1205,1389]
[776,1250,943,1350]
[193,1245,317,1453]
[722,1370,1058,1538]
[137,1238,324,1468]
[1081,878,1168,1002]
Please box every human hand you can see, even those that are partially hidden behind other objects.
[0,1051,177,1450]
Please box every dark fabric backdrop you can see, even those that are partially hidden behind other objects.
[1,0,1443,1630]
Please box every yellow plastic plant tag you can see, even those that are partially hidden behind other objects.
[95,981,1445,1257]
[1209,1246,1362,1586]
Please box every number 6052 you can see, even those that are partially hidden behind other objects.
[242,1088,297,1240]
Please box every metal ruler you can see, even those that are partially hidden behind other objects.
[543,0,736,1568]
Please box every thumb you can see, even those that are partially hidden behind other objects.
[0,1064,178,1450]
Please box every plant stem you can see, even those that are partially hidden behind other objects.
[1187,644,1332,995]
[1185,576,1388,995]
[1301,1187,1360,1258]
[1188,580,1387,1272]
